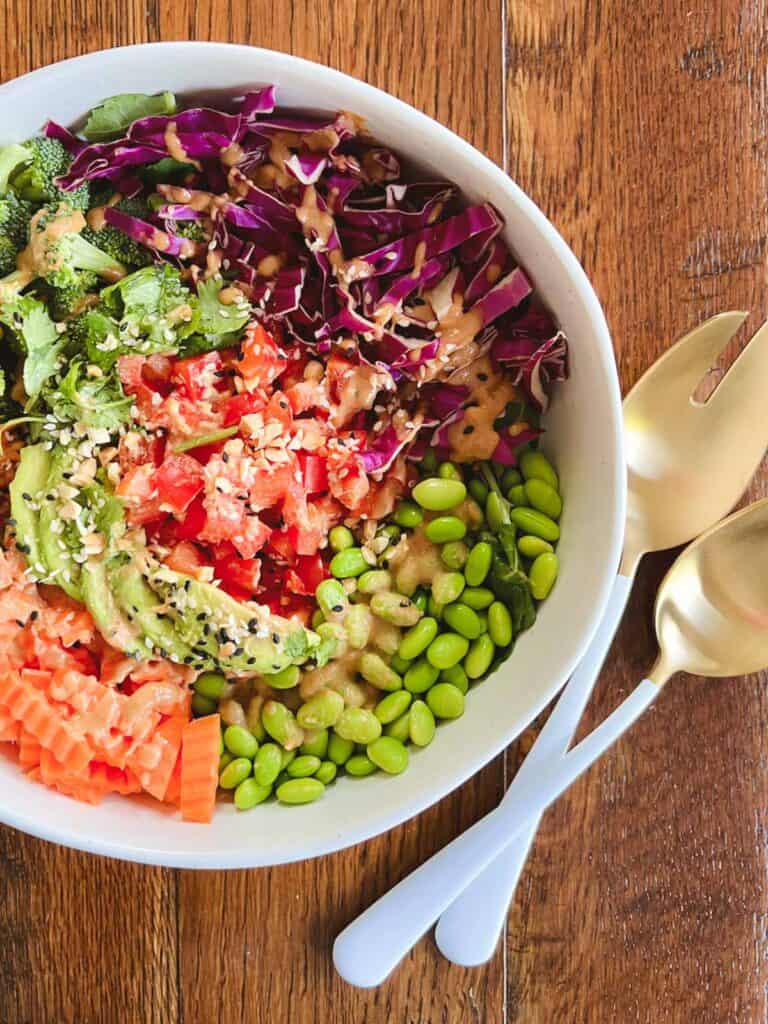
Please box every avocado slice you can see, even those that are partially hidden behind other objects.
[37,452,82,601]
[9,443,50,579]
[81,557,150,658]
[108,559,196,665]
[146,563,316,675]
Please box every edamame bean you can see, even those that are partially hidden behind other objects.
[510,506,560,541]
[398,616,439,660]
[426,682,465,720]
[507,484,528,507]
[296,690,345,730]
[264,664,300,690]
[344,603,372,649]
[194,671,227,701]
[378,524,401,544]
[520,449,558,488]
[411,478,467,512]
[315,760,338,785]
[280,748,296,770]
[421,448,437,473]
[370,591,422,626]
[219,752,233,772]
[518,534,554,558]
[393,500,424,528]
[219,757,252,789]
[464,634,496,679]
[253,743,283,787]
[432,571,465,606]
[441,540,469,570]
[234,778,272,810]
[426,632,470,670]
[476,610,488,632]
[443,602,483,640]
[345,754,378,777]
[327,734,354,765]
[530,552,559,599]
[409,700,436,746]
[501,468,522,491]
[426,516,467,544]
[358,569,392,594]
[334,707,382,745]
[465,541,492,586]
[384,712,411,743]
[438,461,463,482]
[461,586,495,610]
[524,478,562,520]
[330,547,369,578]
[427,595,444,619]
[223,725,259,760]
[300,729,329,759]
[262,701,304,749]
[404,658,440,693]
[441,664,469,694]
[367,736,409,774]
[360,652,403,691]
[287,754,322,778]
[488,601,513,647]
[412,590,428,613]
[485,490,510,532]
[389,653,412,675]
[315,578,348,619]
[329,525,355,552]
[276,778,325,804]
[375,689,412,724]
[468,478,489,504]
[274,771,290,790]
[191,693,217,717]
[311,609,325,630]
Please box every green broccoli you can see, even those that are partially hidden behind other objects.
[173,219,208,244]
[0,143,32,194]
[49,271,101,320]
[9,137,90,210]
[81,196,154,269]
[0,236,17,277]
[0,193,32,249]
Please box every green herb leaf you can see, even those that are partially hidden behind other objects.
[84,92,177,142]
[0,296,65,402]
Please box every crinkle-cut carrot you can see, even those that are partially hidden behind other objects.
[90,762,142,796]
[0,709,21,743]
[0,673,92,775]
[18,730,42,768]
[180,714,221,823]
[130,658,195,688]
[164,753,182,806]
[20,668,53,691]
[129,716,186,801]
[48,608,96,649]
[100,649,138,688]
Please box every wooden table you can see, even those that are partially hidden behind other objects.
[1,2,766,1021]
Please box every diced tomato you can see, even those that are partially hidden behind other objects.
[266,392,293,432]
[285,379,329,415]
[285,554,327,596]
[266,526,300,564]
[118,432,165,474]
[172,352,227,402]
[298,453,328,495]
[172,494,208,540]
[213,553,262,596]
[222,391,267,427]
[237,323,284,389]
[155,455,205,516]
[116,464,165,525]
[187,440,229,465]
[142,354,174,394]
[164,541,207,576]
[283,487,342,556]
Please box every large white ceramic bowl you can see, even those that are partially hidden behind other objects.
[0,43,624,867]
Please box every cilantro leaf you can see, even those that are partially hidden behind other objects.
[0,295,64,402]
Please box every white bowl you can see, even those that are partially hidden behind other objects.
[0,43,625,867]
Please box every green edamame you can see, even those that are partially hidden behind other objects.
[375,689,412,724]
[367,736,409,774]
[287,754,322,778]
[327,734,354,765]
[296,690,344,730]
[441,540,469,570]
[398,617,439,660]
[530,552,559,599]
[314,761,338,785]
[357,569,392,594]
[315,578,348,618]
[426,682,465,720]
[262,701,304,749]
[507,484,528,507]
[311,609,325,630]
[443,602,482,640]
[425,515,467,544]
[223,725,259,760]
[276,778,325,804]
[329,525,355,552]
[501,468,522,491]
[411,477,467,512]
[412,590,428,613]
[191,693,217,717]
[426,632,470,670]
[194,671,227,701]
[421,448,437,473]
[468,478,489,504]
[389,653,412,674]
[461,586,495,609]
[432,571,465,606]
[485,490,510,532]
[300,729,329,759]
[520,449,558,489]
[345,754,378,777]
[488,601,513,647]
[464,634,496,679]
[344,603,372,649]
[465,541,492,586]
[234,778,272,810]
[329,547,370,578]
[334,707,382,745]
[437,461,463,482]
[253,743,283,787]
[360,652,403,691]
[264,664,300,690]
[370,590,422,627]
[510,506,560,542]
[219,752,233,772]
[280,748,296,770]
[384,712,411,743]
[441,663,469,694]
[409,700,436,746]
[427,594,444,619]
[393,500,424,528]
[517,534,554,558]
[404,658,440,693]
[524,478,562,520]
[219,757,252,790]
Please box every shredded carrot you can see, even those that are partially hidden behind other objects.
[180,715,221,823]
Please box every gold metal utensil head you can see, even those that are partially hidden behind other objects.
[622,312,768,574]
[649,498,768,684]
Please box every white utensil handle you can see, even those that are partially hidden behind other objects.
[435,572,634,966]
[333,677,659,988]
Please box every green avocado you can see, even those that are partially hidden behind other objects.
[108,560,196,664]
[37,452,82,601]
[81,557,150,658]
[8,443,50,579]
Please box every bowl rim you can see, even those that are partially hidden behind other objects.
[0,41,625,867]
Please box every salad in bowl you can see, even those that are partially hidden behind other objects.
[0,85,568,823]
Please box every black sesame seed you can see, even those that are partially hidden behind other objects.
[477,372,489,382]
[233,647,244,657]
[399,600,410,608]
[30,610,39,621]
[197,612,206,621]
[222,452,229,463]
[21,492,31,501]
[248,618,259,632]
[15,619,24,628]
[184,580,191,591]
[332,604,343,613]
[463,425,475,435]
[272,632,280,644]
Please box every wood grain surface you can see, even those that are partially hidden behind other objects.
[0,2,766,1022]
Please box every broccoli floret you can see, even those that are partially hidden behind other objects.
[9,137,89,210]
[49,270,100,320]
[0,192,32,249]
[173,219,208,244]
[32,204,127,290]
[81,197,154,270]
[0,143,32,194]
[0,236,17,276]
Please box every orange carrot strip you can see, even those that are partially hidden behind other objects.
[180,714,221,823]
[128,715,186,801]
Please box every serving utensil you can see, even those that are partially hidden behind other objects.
[334,311,768,986]
[435,310,768,964]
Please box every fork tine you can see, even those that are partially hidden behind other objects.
[703,318,768,413]
[625,311,748,403]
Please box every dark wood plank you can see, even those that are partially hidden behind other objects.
[505,3,768,1021]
